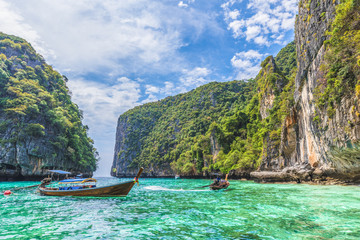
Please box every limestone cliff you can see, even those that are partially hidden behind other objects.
[0,33,98,180]
[253,0,360,183]
[111,81,254,177]
[112,0,360,182]
[257,56,288,170]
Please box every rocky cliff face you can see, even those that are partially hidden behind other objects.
[253,0,360,183]
[291,0,339,175]
[112,113,174,177]
[255,0,338,177]
[259,57,287,120]
[112,0,360,182]
[257,56,288,170]
[0,33,98,180]
[111,81,254,177]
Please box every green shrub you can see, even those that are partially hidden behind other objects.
[24,123,45,137]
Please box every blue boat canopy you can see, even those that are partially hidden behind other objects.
[59,178,97,184]
[48,170,71,174]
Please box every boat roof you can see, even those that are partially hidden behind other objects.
[48,170,71,174]
[59,178,97,184]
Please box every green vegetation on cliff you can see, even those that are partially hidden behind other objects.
[114,41,297,176]
[315,0,360,117]
[117,80,255,174]
[0,32,98,174]
[210,49,296,174]
[314,0,360,171]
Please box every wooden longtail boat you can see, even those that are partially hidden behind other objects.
[209,173,229,190]
[209,181,229,190]
[39,168,143,197]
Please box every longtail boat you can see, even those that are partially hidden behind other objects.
[209,173,229,190]
[209,181,229,190]
[39,168,143,197]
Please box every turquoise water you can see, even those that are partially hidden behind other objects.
[0,178,359,240]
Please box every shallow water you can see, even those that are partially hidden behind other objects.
[0,178,359,239]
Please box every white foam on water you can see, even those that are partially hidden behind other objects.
[144,186,208,192]
[144,186,174,191]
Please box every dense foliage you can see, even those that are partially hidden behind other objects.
[118,80,255,174]
[315,0,360,118]
[0,32,98,172]
[116,41,297,175]
[274,41,297,79]
[209,52,296,174]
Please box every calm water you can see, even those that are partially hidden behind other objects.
[0,178,359,240]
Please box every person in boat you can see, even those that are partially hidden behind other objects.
[213,176,221,185]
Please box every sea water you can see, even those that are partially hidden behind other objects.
[0,178,359,239]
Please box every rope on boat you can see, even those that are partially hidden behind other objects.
[13,184,40,190]
[3,177,52,195]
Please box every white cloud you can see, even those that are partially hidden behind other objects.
[222,0,298,46]
[228,20,245,38]
[180,67,212,88]
[142,67,212,103]
[0,0,52,58]
[178,1,189,8]
[231,50,264,80]
[178,0,196,8]
[143,81,176,102]
[228,10,240,20]
[254,35,269,46]
[281,16,296,30]
[245,25,262,41]
[163,81,176,95]
[141,94,158,104]
[145,85,160,95]
[68,77,141,130]
[1,0,215,76]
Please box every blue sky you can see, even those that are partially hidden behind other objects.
[0,0,298,176]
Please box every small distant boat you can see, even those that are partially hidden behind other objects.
[175,175,180,179]
[39,168,143,197]
[209,174,229,190]
[209,181,229,190]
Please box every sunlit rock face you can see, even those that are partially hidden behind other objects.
[279,0,338,170]
[257,0,360,182]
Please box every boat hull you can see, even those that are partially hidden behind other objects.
[210,182,229,190]
[39,181,136,197]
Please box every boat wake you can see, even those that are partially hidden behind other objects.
[144,186,208,192]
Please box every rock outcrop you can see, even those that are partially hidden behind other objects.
[0,33,98,180]
[259,56,287,120]
[257,56,288,170]
[252,0,360,183]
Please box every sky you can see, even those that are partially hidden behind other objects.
[0,0,298,176]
